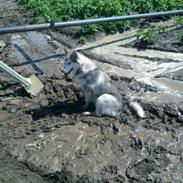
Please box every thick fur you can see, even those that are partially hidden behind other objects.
[62,50,145,118]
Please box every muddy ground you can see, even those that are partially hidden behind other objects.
[1,68,183,183]
[127,27,183,53]
[0,1,183,183]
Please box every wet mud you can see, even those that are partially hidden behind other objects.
[127,27,183,53]
[0,74,183,183]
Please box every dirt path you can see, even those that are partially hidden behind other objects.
[0,1,183,183]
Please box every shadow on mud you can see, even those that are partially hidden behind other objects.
[0,82,28,98]
[30,100,85,120]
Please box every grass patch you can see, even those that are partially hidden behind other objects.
[178,34,183,44]
[19,0,183,34]
[137,25,158,44]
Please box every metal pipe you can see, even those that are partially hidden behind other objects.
[0,9,183,34]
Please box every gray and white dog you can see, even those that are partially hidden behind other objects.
[62,49,145,118]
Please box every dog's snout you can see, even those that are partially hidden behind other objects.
[61,66,65,73]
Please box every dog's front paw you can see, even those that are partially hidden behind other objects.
[82,111,92,116]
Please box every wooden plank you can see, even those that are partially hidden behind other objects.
[92,46,183,62]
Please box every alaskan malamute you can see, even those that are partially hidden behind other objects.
[62,50,145,118]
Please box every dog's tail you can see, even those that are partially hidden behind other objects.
[129,101,146,118]
[123,100,146,118]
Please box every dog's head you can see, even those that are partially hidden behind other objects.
[62,50,81,77]
[62,49,97,79]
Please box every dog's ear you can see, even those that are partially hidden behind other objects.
[64,48,69,56]
[70,50,79,62]
[72,50,78,58]
[64,48,70,62]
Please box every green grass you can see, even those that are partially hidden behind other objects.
[19,0,183,34]
[137,25,158,44]
[178,34,183,43]
[175,16,183,26]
